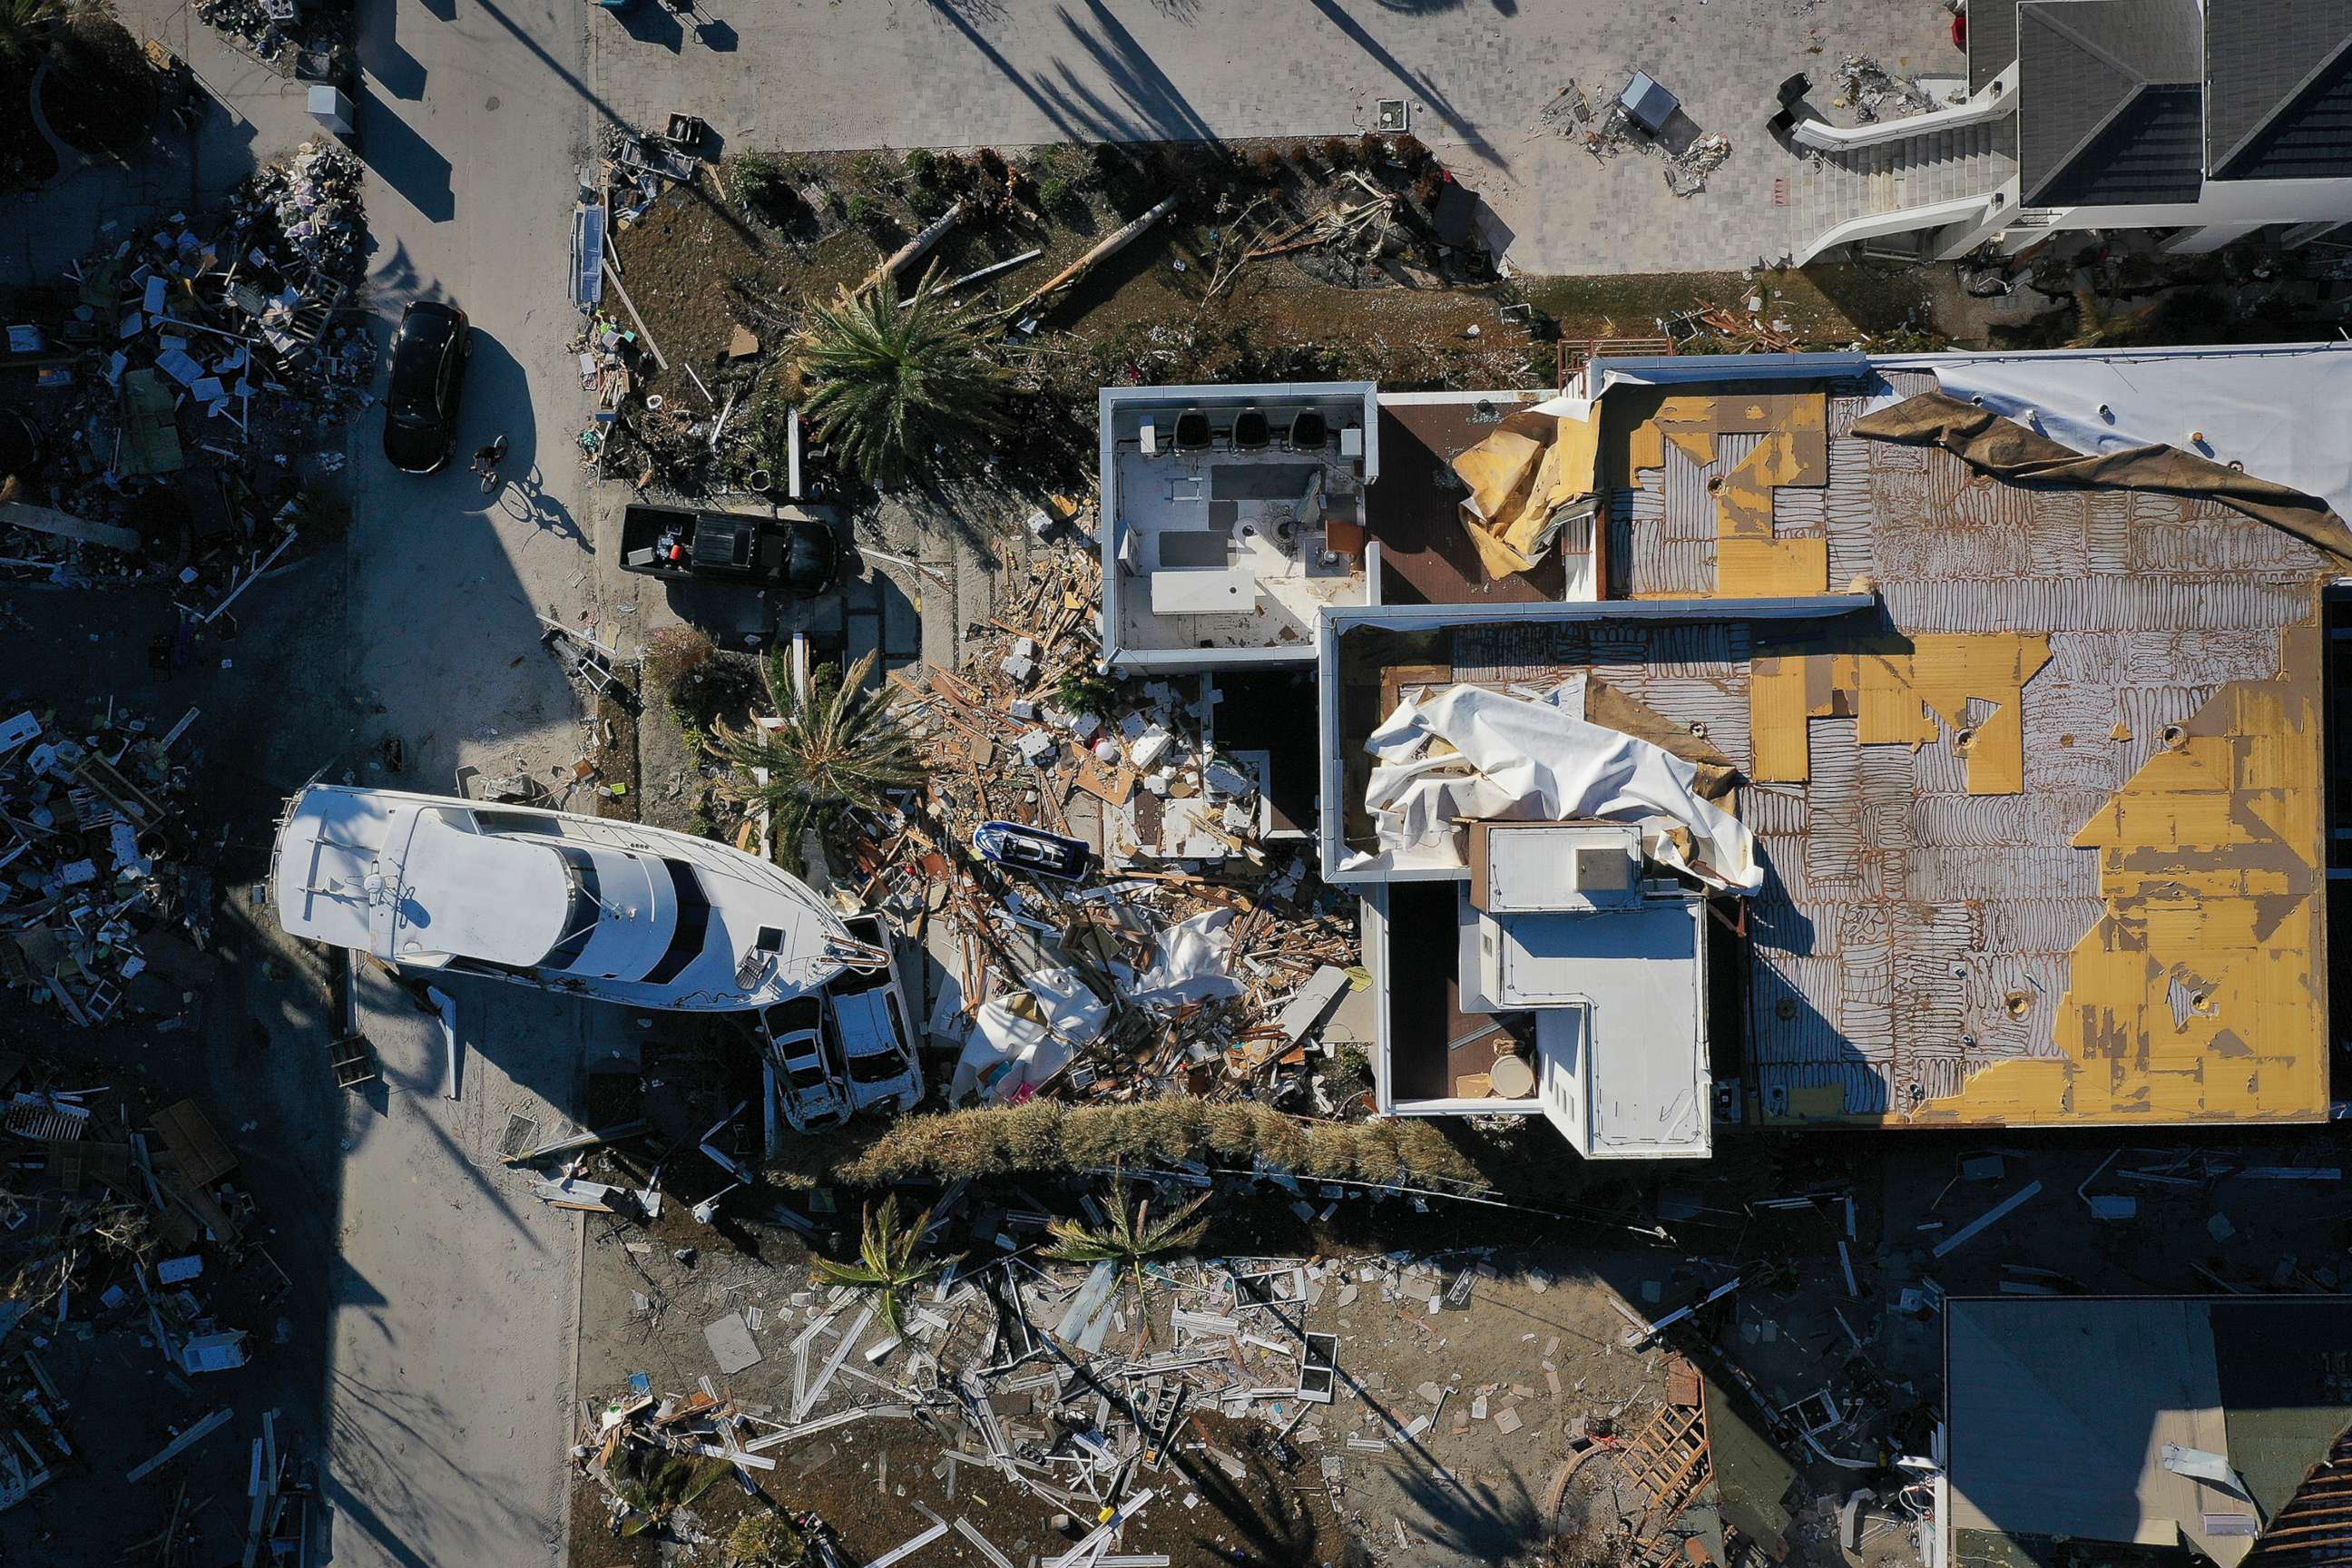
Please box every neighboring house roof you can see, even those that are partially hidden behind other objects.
[1947,1298,2352,1568]
[1969,0,2021,93]
[2019,0,2205,207]
[2206,0,2352,181]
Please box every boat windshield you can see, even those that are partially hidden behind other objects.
[541,847,603,969]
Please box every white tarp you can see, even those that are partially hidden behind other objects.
[1875,344,2352,519]
[1362,684,1761,891]
[951,968,1108,1103]
[1128,909,1243,1007]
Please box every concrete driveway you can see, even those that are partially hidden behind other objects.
[586,0,1960,274]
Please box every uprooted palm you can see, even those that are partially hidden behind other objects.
[1043,1180,1213,1300]
[709,649,920,855]
[796,268,1010,485]
[810,1195,956,1333]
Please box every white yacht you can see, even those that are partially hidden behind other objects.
[270,785,868,1011]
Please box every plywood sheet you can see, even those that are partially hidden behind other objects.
[1718,537,1828,597]
[1749,659,1812,783]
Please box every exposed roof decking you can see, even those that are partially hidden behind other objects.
[1582,374,2334,1127]
[1368,397,1563,606]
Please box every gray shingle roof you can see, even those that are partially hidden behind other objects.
[2207,0,2352,180]
[1969,0,2022,93]
[2019,0,2205,208]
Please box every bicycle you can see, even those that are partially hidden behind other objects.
[471,434,509,495]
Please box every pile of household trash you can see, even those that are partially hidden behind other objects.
[0,141,369,615]
[0,704,213,1027]
[194,0,354,83]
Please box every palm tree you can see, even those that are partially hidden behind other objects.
[2064,286,2164,349]
[1043,1179,1213,1300]
[811,1195,955,1333]
[0,0,64,66]
[709,649,920,857]
[795,268,1010,485]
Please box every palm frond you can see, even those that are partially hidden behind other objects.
[710,649,919,854]
[809,1195,957,1332]
[0,0,63,64]
[1043,1180,1214,1299]
[796,268,1011,485]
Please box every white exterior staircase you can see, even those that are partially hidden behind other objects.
[1790,116,2019,264]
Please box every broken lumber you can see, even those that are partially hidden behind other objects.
[501,1119,651,1165]
[600,259,671,375]
[1,500,143,553]
[1931,1181,2043,1259]
[866,1521,950,1568]
[126,1407,233,1483]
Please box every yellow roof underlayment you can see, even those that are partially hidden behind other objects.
[1912,618,2328,1125]
[1615,387,2330,1128]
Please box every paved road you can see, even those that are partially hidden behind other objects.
[322,967,624,1568]
[324,1,638,1564]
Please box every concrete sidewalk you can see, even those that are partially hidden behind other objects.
[584,0,1959,274]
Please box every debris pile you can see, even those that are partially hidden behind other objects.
[576,1196,1367,1562]
[1,141,370,614]
[192,0,353,83]
[1829,55,1934,123]
[606,119,710,228]
[0,1082,281,1516]
[1661,297,1801,354]
[0,704,213,1026]
[1664,133,1733,198]
[854,541,1365,1115]
[248,138,368,279]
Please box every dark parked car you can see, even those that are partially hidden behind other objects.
[381,301,472,474]
[619,503,842,597]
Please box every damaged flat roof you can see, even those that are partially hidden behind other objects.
[1331,361,2339,1131]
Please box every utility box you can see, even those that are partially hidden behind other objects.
[1467,820,1642,914]
[306,84,354,138]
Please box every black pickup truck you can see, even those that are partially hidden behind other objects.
[619,503,842,597]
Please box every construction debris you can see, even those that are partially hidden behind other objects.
[1,140,368,615]
[0,702,214,1026]
[1664,133,1733,198]
[1829,55,1935,123]
[858,543,1365,1115]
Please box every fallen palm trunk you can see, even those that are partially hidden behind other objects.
[864,200,967,294]
[1003,193,1180,320]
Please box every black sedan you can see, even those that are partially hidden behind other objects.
[381,301,472,474]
